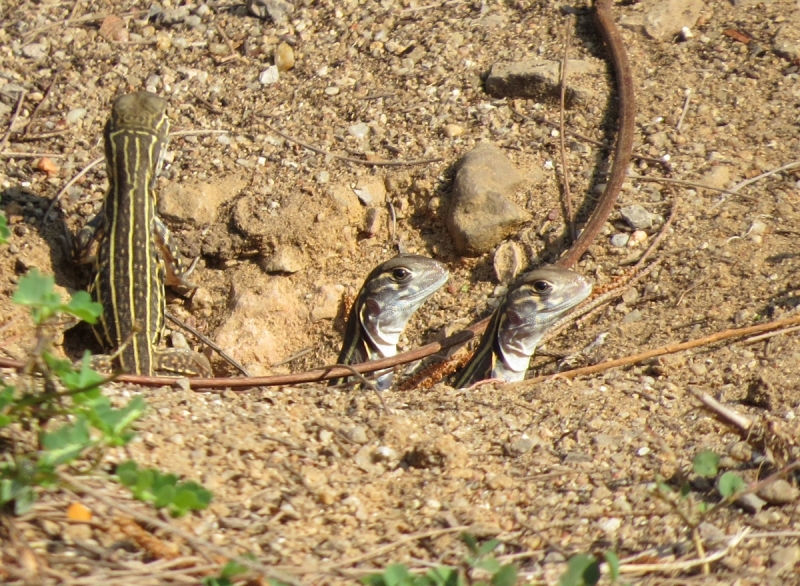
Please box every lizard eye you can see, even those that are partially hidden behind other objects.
[391,267,411,281]
[532,280,551,293]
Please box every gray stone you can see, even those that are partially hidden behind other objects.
[22,43,48,59]
[642,0,704,41]
[620,205,659,230]
[247,0,295,24]
[446,143,530,257]
[610,233,629,248]
[64,108,88,124]
[773,23,800,62]
[485,59,599,106]
[348,122,370,139]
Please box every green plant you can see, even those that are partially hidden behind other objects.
[0,203,9,244]
[0,270,212,517]
[558,552,620,586]
[362,533,517,586]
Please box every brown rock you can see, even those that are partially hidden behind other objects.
[446,143,530,257]
[160,176,246,226]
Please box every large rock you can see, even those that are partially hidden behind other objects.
[485,59,599,106]
[642,0,704,40]
[446,143,530,257]
[159,176,246,226]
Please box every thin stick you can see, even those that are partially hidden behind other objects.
[710,160,800,209]
[556,0,635,269]
[512,313,800,389]
[0,90,27,152]
[686,387,752,431]
[616,529,750,575]
[627,173,756,199]
[675,88,691,132]
[558,17,576,241]
[43,155,104,223]
[741,324,800,345]
[59,473,301,586]
[271,347,312,367]
[165,311,250,376]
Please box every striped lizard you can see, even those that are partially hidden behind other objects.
[330,255,449,390]
[75,91,211,376]
[453,266,591,387]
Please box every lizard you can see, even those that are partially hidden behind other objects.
[453,266,591,387]
[330,254,449,390]
[74,91,211,376]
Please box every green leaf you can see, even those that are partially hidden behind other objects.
[154,483,177,509]
[90,395,146,442]
[461,532,479,555]
[383,564,413,586]
[39,416,92,466]
[718,472,746,498]
[0,209,9,244]
[13,270,62,324]
[679,482,691,498]
[424,566,459,586]
[0,384,15,412]
[219,557,252,578]
[65,290,102,323]
[13,484,36,515]
[474,558,501,573]
[604,551,620,582]
[491,564,517,586]
[202,578,233,586]
[655,481,672,494]
[361,574,388,586]
[477,538,501,557]
[693,450,720,478]
[54,352,105,395]
[135,468,156,495]
[559,554,600,586]
[116,461,139,486]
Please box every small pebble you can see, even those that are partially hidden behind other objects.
[348,122,370,139]
[443,123,464,137]
[65,108,87,124]
[628,230,648,246]
[324,86,340,95]
[259,66,280,85]
[275,42,295,72]
[610,233,629,247]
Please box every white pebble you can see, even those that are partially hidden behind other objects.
[65,108,87,124]
[637,446,650,456]
[348,122,370,139]
[259,66,279,85]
